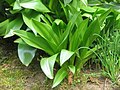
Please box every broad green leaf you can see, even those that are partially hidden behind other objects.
[22,9,41,35]
[32,19,59,52]
[40,54,58,79]
[18,43,36,66]
[60,49,74,66]
[39,14,51,26]
[52,67,67,88]
[81,0,88,6]
[14,38,26,45]
[52,19,66,38]
[4,16,23,38]
[116,14,120,20]
[6,0,16,5]
[0,19,9,36]
[82,13,92,20]
[57,12,81,51]
[13,0,22,10]
[64,0,72,6]
[19,0,50,13]
[67,4,83,26]
[68,65,75,74]
[14,30,54,55]
[88,0,101,6]
[70,0,80,10]
[32,19,58,44]
[54,19,64,25]
[81,6,96,13]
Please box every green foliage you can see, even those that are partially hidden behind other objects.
[0,0,120,88]
[18,43,36,66]
[60,49,74,66]
[40,54,58,79]
[52,67,68,88]
[97,16,120,83]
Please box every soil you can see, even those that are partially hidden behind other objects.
[0,38,120,90]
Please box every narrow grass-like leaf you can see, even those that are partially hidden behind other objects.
[40,54,58,79]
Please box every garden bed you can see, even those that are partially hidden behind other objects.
[0,39,119,90]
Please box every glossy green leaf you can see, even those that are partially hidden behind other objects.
[52,67,67,88]
[81,0,88,6]
[82,13,92,19]
[13,0,22,10]
[6,0,16,5]
[14,38,26,45]
[81,6,96,13]
[67,4,83,26]
[32,19,59,52]
[4,16,23,38]
[57,12,81,51]
[14,30,54,55]
[40,54,58,79]
[22,9,41,35]
[64,0,72,6]
[68,65,75,74]
[39,14,51,26]
[60,49,74,66]
[18,43,36,66]
[0,19,9,36]
[52,19,66,38]
[71,0,81,10]
[19,0,50,13]
[32,19,59,44]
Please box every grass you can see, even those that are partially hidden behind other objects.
[0,66,25,90]
[97,29,120,83]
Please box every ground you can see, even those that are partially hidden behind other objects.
[0,38,120,90]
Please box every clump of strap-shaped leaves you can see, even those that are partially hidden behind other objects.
[0,0,112,88]
[14,11,112,89]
